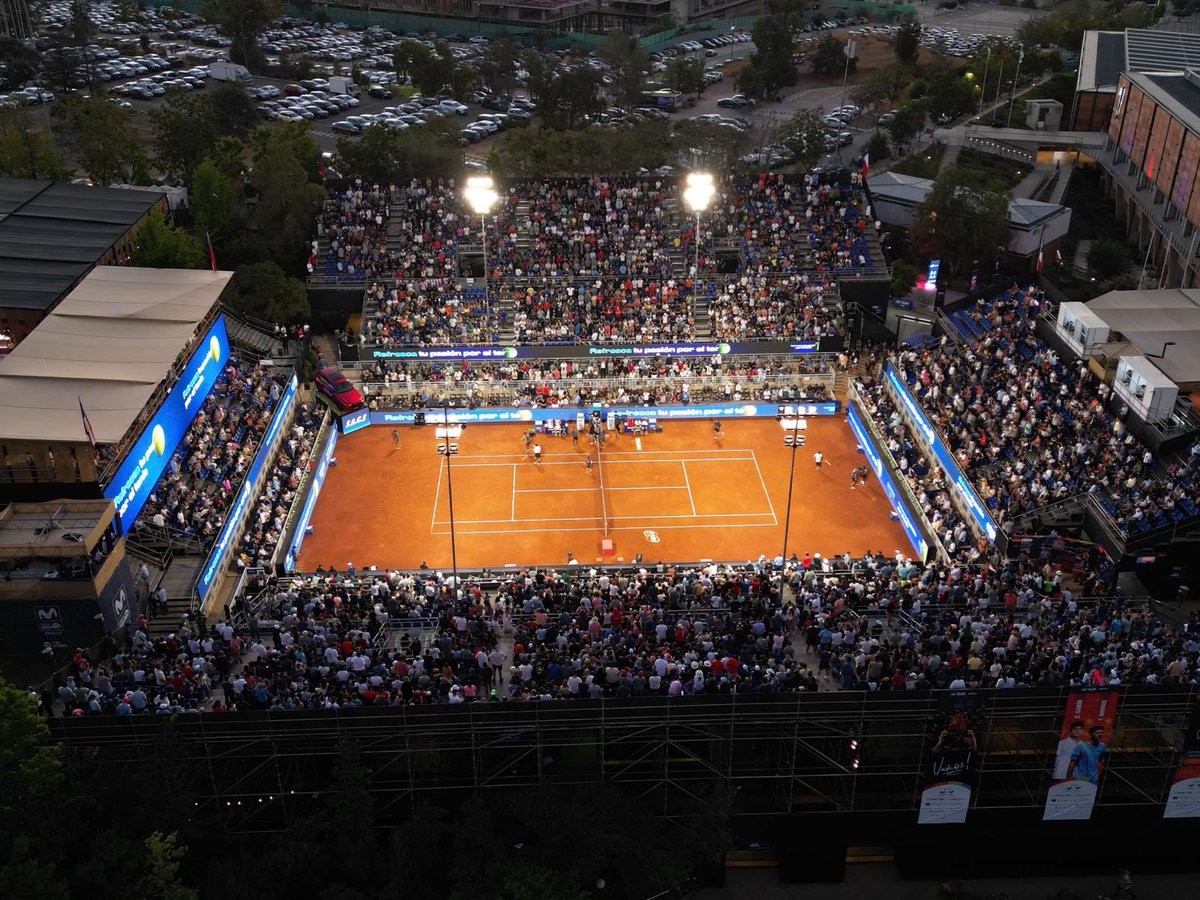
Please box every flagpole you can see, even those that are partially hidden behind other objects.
[1007,48,1025,126]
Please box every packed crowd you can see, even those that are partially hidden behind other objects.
[131,362,285,546]
[894,285,1200,533]
[358,355,834,410]
[51,542,1200,715]
[321,175,870,345]
[235,402,324,571]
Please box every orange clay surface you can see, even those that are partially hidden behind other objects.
[297,418,910,569]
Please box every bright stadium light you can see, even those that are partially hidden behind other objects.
[463,175,499,299]
[682,172,716,306]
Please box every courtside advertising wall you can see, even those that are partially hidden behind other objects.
[845,402,930,562]
[105,316,230,530]
[883,363,1000,542]
[285,423,338,571]
[195,373,299,602]
[365,338,840,362]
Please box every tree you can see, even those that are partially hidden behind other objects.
[0,37,42,88]
[540,65,604,130]
[887,101,927,147]
[890,260,919,297]
[597,29,650,109]
[55,94,146,185]
[812,35,854,78]
[521,49,555,106]
[208,82,259,138]
[248,131,325,269]
[783,107,829,170]
[0,111,71,180]
[671,119,748,172]
[925,73,977,122]
[865,128,891,163]
[131,208,205,268]
[477,38,519,99]
[189,159,235,240]
[224,261,310,323]
[1088,237,1133,279]
[151,89,218,182]
[741,14,797,97]
[335,120,461,187]
[199,0,283,70]
[911,168,1011,279]
[1174,0,1193,18]
[895,18,922,64]
[665,56,705,95]
[135,832,197,900]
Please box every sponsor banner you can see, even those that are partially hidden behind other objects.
[105,316,231,529]
[35,605,64,638]
[1165,695,1200,818]
[1043,690,1118,821]
[97,562,137,633]
[340,407,370,434]
[286,422,338,572]
[367,338,840,362]
[919,692,983,824]
[884,363,999,542]
[845,403,930,562]
[196,374,299,601]
[364,401,839,428]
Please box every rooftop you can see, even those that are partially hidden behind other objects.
[0,499,115,558]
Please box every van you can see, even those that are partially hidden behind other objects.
[328,75,360,97]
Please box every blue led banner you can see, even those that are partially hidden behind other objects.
[196,374,299,601]
[285,422,339,572]
[367,339,837,361]
[105,316,230,529]
[352,401,840,429]
[845,403,930,562]
[884,363,999,542]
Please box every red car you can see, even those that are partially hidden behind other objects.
[315,366,363,412]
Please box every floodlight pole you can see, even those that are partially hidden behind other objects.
[781,415,801,563]
[694,210,702,304]
[442,401,459,592]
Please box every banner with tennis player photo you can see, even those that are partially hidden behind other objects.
[1164,695,1200,818]
[918,692,983,824]
[1043,689,1119,821]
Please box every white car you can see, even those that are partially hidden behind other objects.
[439,100,468,114]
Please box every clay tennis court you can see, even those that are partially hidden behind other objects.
[296,417,910,569]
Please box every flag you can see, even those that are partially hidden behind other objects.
[206,232,217,272]
[861,152,870,178]
[78,396,97,459]
[1035,227,1045,273]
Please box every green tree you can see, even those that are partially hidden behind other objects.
[224,261,310,323]
[496,864,589,900]
[665,55,705,95]
[189,158,235,239]
[131,208,204,268]
[521,49,556,106]
[784,107,829,170]
[0,37,42,88]
[887,101,927,147]
[250,120,322,183]
[890,260,919,297]
[925,72,977,122]
[895,18,922,64]
[740,15,798,98]
[865,128,891,163]
[208,82,259,138]
[1088,237,1133,279]
[151,89,218,182]
[0,111,71,180]
[478,38,519,100]
[335,120,462,187]
[135,832,197,900]
[597,28,650,109]
[392,39,431,88]
[812,34,854,78]
[541,65,604,130]
[249,132,325,269]
[199,0,283,70]
[671,119,748,172]
[55,94,146,185]
[911,167,1011,279]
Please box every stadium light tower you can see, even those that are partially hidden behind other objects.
[463,175,499,301]
[683,172,715,305]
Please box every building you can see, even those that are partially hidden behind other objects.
[866,171,1072,270]
[0,179,166,347]
[1073,28,1200,132]
[1101,69,1200,289]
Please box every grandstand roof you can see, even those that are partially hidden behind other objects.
[0,267,232,444]
[1076,28,1200,93]
[0,178,163,312]
[1087,288,1200,385]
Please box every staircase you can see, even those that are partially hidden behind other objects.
[692,284,713,339]
[225,316,278,359]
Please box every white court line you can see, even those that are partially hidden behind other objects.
[434,511,774,525]
[446,457,753,468]
[513,485,688,493]
[430,456,444,534]
[510,463,516,522]
[451,448,757,459]
[680,460,697,516]
[433,520,778,536]
[749,449,779,527]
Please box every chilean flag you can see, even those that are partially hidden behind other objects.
[78,396,97,459]
[861,152,870,178]
[206,232,218,272]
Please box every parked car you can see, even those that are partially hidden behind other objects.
[315,367,364,411]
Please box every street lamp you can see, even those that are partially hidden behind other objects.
[463,175,498,305]
[682,172,715,306]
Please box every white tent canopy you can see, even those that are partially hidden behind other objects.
[1087,288,1200,385]
[0,267,231,443]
